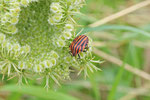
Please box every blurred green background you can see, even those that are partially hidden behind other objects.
[1,0,150,100]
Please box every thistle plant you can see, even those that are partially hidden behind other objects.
[0,0,102,88]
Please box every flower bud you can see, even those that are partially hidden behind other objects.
[57,39,65,47]
[51,51,59,59]
[7,25,18,34]
[0,33,6,43]
[18,61,26,69]
[10,7,21,14]
[43,60,53,68]
[10,17,19,24]
[48,17,55,25]
[24,45,31,53]
[63,31,72,39]
[11,2,20,8]
[10,10,20,17]
[5,13,11,19]
[59,35,66,41]
[1,17,8,24]
[64,56,71,63]
[50,58,56,66]
[21,0,29,7]
[26,63,33,69]
[53,14,63,22]
[34,64,43,72]
[65,24,74,31]
[50,2,62,13]
[12,43,20,51]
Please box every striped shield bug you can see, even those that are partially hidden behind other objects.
[69,35,89,58]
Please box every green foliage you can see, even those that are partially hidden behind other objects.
[1,0,150,100]
[0,84,79,100]
[82,25,150,38]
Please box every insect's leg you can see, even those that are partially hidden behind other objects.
[83,49,87,52]
[83,46,90,52]
[69,51,73,56]
[78,54,81,59]
[69,51,71,54]
[85,46,90,50]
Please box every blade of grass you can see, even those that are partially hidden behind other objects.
[81,25,150,38]
[0,85,79,100]
[7,92,22,100]
[107,43,135,100]
[107,64,125,100]
[126,43,142,88]
[107,46,129,99]
[121,43,141,86]
[128,43,141,68]
[88,71,101,100]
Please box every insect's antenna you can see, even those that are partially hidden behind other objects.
[76,28,84,36]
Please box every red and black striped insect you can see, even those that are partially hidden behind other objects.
[69,35,89,58]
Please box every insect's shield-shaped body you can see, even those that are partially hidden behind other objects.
[69,35,89,57]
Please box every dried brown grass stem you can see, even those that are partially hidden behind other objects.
[93,48,150,81]
[89,0,150,27]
